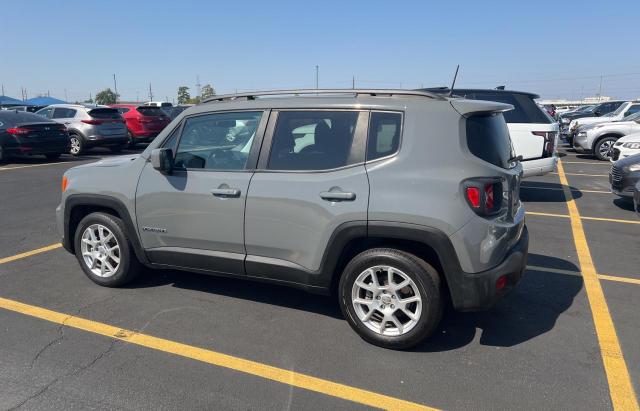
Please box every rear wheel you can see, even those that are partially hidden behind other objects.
[45,153,61,161]
[594,137,617,161]
[74,212,142,287]
[339,248,443,350]
[69,135,84,156]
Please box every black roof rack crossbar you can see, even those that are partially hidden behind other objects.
[201,88,445,104]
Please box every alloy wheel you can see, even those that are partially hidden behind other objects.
[80,224,121,277]
[70,136,81,155]
[599,140,614,159]
[351,265,422,336]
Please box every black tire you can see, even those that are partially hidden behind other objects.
[69,135,84,156]
[594,137,617,161]
[338,248,443,350]
[45,153,61,161]
[74,212,142,287]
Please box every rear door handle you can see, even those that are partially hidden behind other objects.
[320,191,356,202]
[211,188,241,198]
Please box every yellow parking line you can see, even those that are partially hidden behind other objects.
[552,172,609,177]
[0,243,62,265]
[521,186,610,194]
[0,296,436,411]
[557,159,639,410]
[598,274,640,286]
[526,211,640,225]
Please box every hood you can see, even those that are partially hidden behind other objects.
[72,154,140,170]
[575,115,616,126]
[616,132,640,144]
[587,121,635,131]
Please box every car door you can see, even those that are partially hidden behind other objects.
[52,107,77,127]
[244,109,369,286]
[135,110,267,275]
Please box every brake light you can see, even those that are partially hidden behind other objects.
[81,119,104,125]
[7,127,30,135]
[61,175,68,192]
[464,179,502,216]
[532,131,556,157]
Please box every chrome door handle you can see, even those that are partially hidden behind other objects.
[320,191,356,201]
[211,188,241,198]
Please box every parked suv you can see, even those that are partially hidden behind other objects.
[110,104,171,146]
[56,89,528,349]
[560,101,624,138]
[421,88,559,178]
[573,112,640,160]
[609,153,640,198]
[36,104,128,155]
[568,101,640,143]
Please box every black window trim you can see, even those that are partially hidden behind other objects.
[256,108,369,173]
[161,108,270,173]
[364,110,404,164]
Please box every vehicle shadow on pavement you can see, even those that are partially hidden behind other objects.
[412,253,583,352]
[128,269,344,319]
[520,183,582,201]
[612,197,634,212]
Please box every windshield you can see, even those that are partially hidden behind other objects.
[608,103,627,117]
[622,112,640,122]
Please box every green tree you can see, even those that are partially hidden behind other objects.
[177,86,191,104]
[200,84,216,99]
[95,88,118,105]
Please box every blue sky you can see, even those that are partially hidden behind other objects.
[2,0,639,102]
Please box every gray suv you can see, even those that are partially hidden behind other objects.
[56,89,528,349]
[36,104,128,155]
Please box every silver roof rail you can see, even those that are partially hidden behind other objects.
[201,89,446,104]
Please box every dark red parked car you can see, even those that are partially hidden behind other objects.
[110,104,171,146]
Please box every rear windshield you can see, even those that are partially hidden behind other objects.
[137,107,166,117]
[88,108,121,119]
[457,91,553,124]
[466,113,514,169]
[0,111,51,128]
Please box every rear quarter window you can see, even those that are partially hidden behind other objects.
[466,113,514,169]
[137,107,166,116]
[88,108,121,119]
[367,111,402,161]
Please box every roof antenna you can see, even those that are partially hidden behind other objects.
[449,65,460,97]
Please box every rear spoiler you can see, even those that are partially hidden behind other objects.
[449,99,513,118]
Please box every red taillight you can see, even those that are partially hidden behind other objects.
[464,179,502,216]
[7,127,30,135]
[81,119,104,125]
[466,187,481,208]
[496,275,508,291]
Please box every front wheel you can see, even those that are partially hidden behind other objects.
[69,135,84,156]
[74,212,142,287]
[594,137,617,161]
[339,248,443,350]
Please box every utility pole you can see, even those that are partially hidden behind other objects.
[1,84,4,95]
[113,74,118,103]
[196,75,201,99]
[315,65,319,89]
[148,83,154,101]
[352,76,355,89]
[89,92,92,102]
[598,75,603,101]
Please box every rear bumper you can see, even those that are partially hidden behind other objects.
[85,134,128,146]
[452,225,529,312]
[522,157,557,178]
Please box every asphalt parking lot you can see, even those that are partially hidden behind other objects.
[0,145,638,410]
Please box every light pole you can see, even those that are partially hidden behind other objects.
[315,65,319,89]
[113,74,118,103]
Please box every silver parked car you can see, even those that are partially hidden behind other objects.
[56,89,528,349]
[36,104,128,155]
[573,111,640,160]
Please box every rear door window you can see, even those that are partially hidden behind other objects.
[466,113,514,169]
[460,91,552,124]
[36,107,53,119]
[367,112,402,161]
[267,111,359,171]
[52,108,77,119]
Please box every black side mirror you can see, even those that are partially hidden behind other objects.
[151,148,173,174]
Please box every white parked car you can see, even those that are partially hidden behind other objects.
[144,101,173,108]
[610,132,640,162]
[420,88,559,178]
[574,112,640,160]
[569,101,640,133]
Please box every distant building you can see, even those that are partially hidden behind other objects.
[538,96,614,107]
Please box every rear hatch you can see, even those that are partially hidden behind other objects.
[13,122,68,142]
[87,108,127,135]
[136,106,171,131]
[456,91,558,161]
